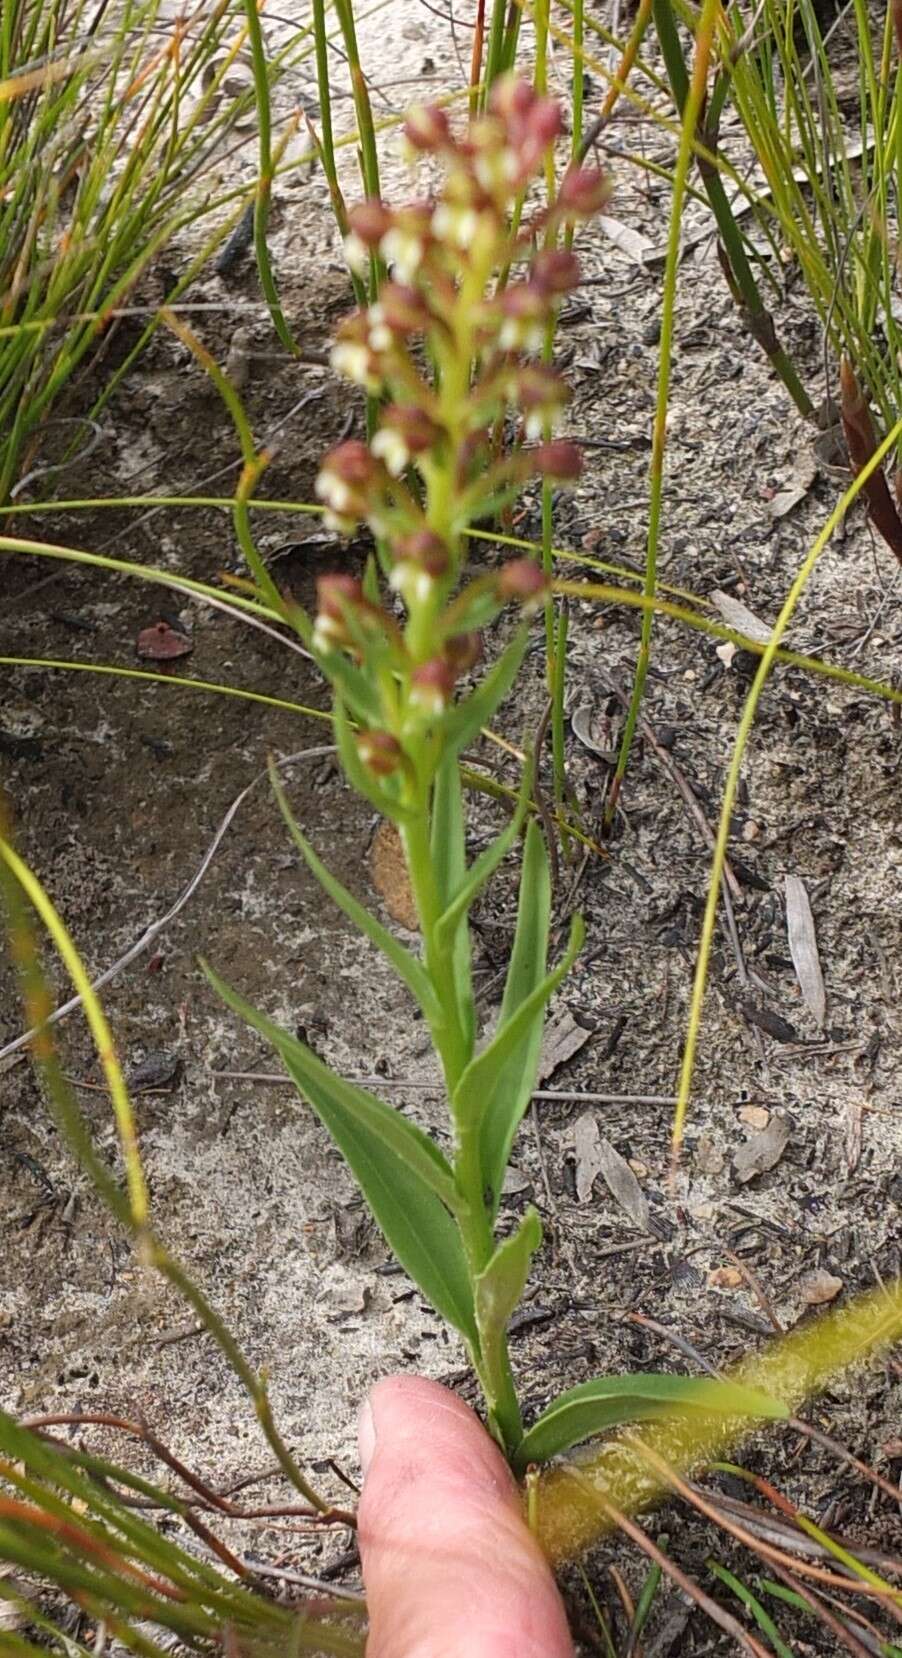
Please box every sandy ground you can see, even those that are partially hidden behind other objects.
[1,0,902,1647]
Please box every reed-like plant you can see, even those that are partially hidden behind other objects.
[0,0,302,505]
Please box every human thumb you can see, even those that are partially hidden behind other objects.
[356,1375,573,1658]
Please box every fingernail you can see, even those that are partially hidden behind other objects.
[358,1396,377,1477]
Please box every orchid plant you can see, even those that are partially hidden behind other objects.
[208,78,784,1471]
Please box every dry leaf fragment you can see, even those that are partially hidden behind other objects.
[598,214,655,264]
[733,1113,791,1183]
[708,1265,743,1290]
[737,1105,770,1130]
[801,1270,843,1306]
[597,1137,651,1232]
[694,1134,725,1176]
[710,589,774,646]
[572,1110,605,1204]
[844,1099,863,1173]
[537,1010,591,1085]
[767,456,817,520]
[785,874,826,1028]
[370,820,419,931]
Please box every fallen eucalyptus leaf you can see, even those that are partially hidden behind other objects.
[785,874,826,1028]
[710,590,774,646]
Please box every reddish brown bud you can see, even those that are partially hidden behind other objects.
[496,559,548,602]
[489,76,536,124]
[394,529,450,576]
[315,573,365,619]
[525,97,563,149]
[444,631,483,675]
[558,164,610,218]
[404,102,453,152]
[376,281,433,335]
[531,248,581,296]
[346,199,393,248]
[532,440,582,481]
[321,440,376,489]
[356,729,404,776]
[410,657,456,710]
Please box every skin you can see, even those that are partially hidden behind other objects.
[357,1375,574,1658]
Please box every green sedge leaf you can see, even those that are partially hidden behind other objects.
[435,760,533,953]
[512,1374,789,1474]
[430,754,474,1053]
[441,629,529,760]
[474,1208,542,1383]
[204,964,478,1345]
[269,761,441,1026]
[334,697,413,823]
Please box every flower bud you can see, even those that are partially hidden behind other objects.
[496,558,548,603]
[531,248,581,296]
[330,313,383,393]
[498,282,550,352]
[313,573,365,647]
[404,101,453,152]
[356,729,404,776]
[394,529,450,577]
[372,405,443,476]
[380,203,432,282]
[532,439,583,481]
[344,200,393,272]
[444,630,483,675]
[514,363,570,438]
[410,657,456,712]
[557,164,610,218]
[489,75,537,125]
[377,281,432,335]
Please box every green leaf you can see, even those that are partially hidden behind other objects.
[512,1374,789,1474]
[468,820,550,1210]
[707,1562,795,1658]
[434,760,532,954]
[269,760,440,1025]
[455,911,584,1138]
[334,697,413,823]
[315,646,382,725]
[430,753,474,1052]
[475,1208,542,1370]
[204,963,478,1346]
[441,628,529,760]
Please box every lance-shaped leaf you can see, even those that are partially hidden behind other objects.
[204,964,478,1346]
[512,1373,789,1475]
[434,760,533,953]
[430,753,475,1054]
[475,1208,542,1406]
[441,629,529,760]
[269,761,441,1026]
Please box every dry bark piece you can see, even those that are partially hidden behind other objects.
[800,1270,843,1306]
[767,454,817,519]
[733,1113,791,1183]
[369,820,418,931]
[537,1010,591,1085]
[136,620,193,661]
[784,874,826,1028]
[742,1003,799,1043]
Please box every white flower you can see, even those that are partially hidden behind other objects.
[343,231,369,275]
[372,427,410,477]
[314,469,352,512]
[380,226,424,281]
[499,318,545,352]
[525,410,557,440]
[431,202,479,249]
[367,305,393,353]
[389,562,435,604]
[330,341,382,392]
